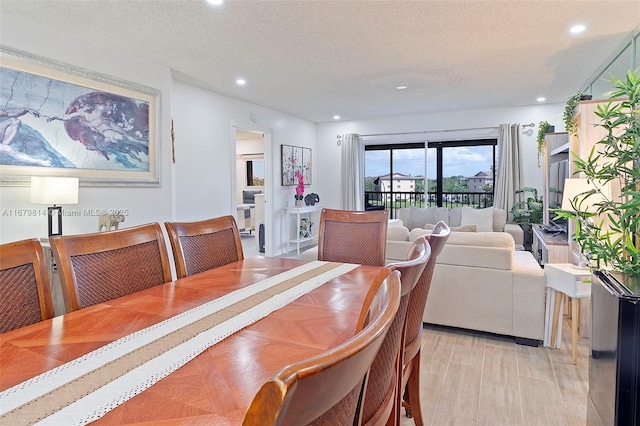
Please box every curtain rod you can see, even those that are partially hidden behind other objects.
[356,123,534,138]
[359,125,500,138]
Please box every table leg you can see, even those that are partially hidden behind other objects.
[551,292,563,349]
[571,297,580,364]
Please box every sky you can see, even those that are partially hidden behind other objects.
[364,145,495,179]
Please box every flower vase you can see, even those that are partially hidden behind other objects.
[295,199,303,207]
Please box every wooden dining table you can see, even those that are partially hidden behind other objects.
[0,256,383,425]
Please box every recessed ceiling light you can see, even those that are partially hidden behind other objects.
[395,85,408,90]
[333,115,340,120]
[537,97,546,102]
[570,24,586,34]
[236,78,246,86]
[206,0,223,5]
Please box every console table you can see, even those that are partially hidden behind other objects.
[532,224,569,265]
[284,205,322,255]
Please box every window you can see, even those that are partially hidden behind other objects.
[427,139,496,207]
[245,159,265,187]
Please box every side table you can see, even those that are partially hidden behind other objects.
[543,263,592,364]
[284,205,322,255]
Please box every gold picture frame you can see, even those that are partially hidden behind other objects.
[0,47,160,186]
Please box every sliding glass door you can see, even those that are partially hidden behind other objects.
[365,139,496,217]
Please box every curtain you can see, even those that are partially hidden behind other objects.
[340,133,364,211]
[494,124,522,218]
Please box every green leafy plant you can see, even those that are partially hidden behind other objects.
[563,92,584,137]
[555,69,640,277]
[537,121,551,166]
[512,187,543,224]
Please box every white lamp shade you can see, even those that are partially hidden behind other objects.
[561,178,610,212]
[30,176,79,205]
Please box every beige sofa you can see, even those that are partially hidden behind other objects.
[386,227,545,344]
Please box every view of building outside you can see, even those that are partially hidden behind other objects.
[365,143,496,212]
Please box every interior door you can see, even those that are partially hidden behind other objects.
[235,128,266,257]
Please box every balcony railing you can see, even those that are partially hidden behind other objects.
[364,191,494,218]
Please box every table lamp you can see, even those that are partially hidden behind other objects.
[30,176,79,236]
[562,177,610,268]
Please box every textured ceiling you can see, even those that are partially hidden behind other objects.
[1,1,639,123]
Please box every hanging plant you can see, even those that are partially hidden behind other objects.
[536,121,552,166]
[563,92,591,137]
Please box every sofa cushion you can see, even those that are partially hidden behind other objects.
[387,226,410,241]
[398,206,449,230]
[409,228,431,242]
[426,223,477,232]
[460,206,494,232]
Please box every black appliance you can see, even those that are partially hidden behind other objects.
[258,223,265,253]
[588,271,640,425]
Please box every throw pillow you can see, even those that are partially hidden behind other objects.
[387,226,410,241]
[425,223,477,232]
[409,228,430,242]
[460,207,494,232]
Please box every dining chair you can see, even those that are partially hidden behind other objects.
[164,215,244,279]
[0,238,54,333]
[242,269,401,426]
[358,237,432,426]
[401,221,450,425]
[50,223,173,312]
[317,208,389,267]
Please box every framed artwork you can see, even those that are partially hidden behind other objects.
[0,47,160,186]
[281,144,311,186]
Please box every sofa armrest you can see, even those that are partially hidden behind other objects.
[504,223,524,246]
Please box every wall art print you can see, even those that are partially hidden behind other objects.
[0,49,159,185]
[281,144,311,186]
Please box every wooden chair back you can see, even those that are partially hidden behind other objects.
[358,237,431,425]
[401,221,450,424]
[317,208,389,267]
[164,215,244,279]
[243,269,401,426]
[0,239,54,333]
[50,223,173,312]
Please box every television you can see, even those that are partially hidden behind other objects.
[547,159,569,228]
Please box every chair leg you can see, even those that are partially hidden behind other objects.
[404,349,424,426]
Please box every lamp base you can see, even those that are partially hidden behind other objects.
[569,248,589,270]
[48,206,62,237]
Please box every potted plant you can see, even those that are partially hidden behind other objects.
[555,69,640,285]
[536,121,554,166]
[294,172,305,207]
[511,187,543,250]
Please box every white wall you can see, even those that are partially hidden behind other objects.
[0,14,173,243]
[0,13,318,257]
[315,104,565,210]
[167,81,317,255]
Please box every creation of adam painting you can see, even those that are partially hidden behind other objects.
[0,51,159,185]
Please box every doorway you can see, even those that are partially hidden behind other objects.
[235,128,266,258]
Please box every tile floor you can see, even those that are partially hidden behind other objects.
[245,241,590,425]
[400,319,589,426]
